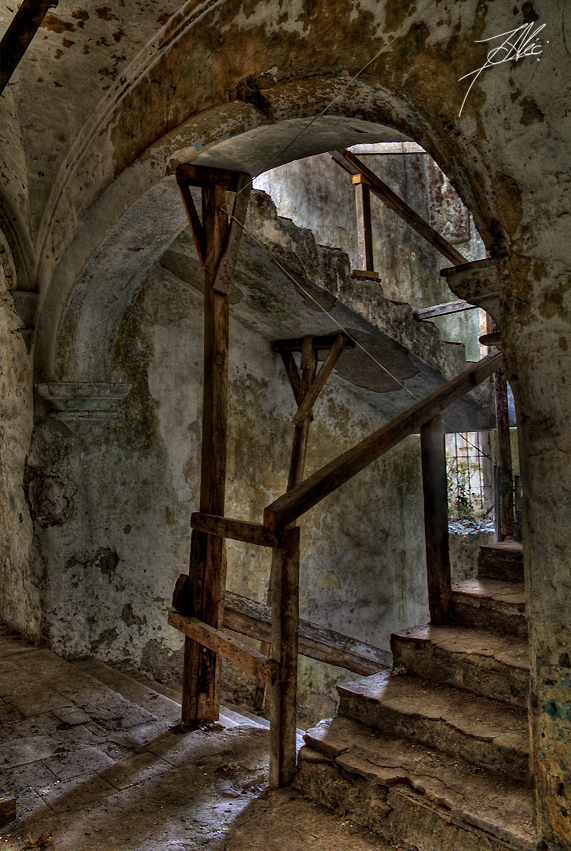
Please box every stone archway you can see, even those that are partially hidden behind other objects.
[5,1,568,843]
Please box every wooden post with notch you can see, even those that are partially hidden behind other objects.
[353,174,375,274]
[269,525,300,788]
[420,415,452,625]
[288,336,318,489]
[176,164,251,726]
[254,333,349,712]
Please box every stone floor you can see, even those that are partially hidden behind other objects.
[0,627,402,851]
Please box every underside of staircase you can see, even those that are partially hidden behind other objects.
[295,541,541,851]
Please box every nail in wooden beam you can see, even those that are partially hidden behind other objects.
[269,525,300,789]
[420,415,452,625]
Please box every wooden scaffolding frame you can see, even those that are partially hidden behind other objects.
[168,161,504,789]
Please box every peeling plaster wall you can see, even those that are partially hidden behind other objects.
[28,261,428,725]
[0,254,37,638]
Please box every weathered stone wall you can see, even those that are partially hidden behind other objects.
[27,255,429,725]
[0,247,37,639]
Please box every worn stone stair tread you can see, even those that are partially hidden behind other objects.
[453,578,526,604]
[297,715,538,851]
[478,542,524,582]
[451,578,527,638]
[337,670,529,780]
[391,624,529,707]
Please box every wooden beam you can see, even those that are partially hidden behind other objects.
[414,299,475,320]
[287,337,316,490]
[420,415,452,625]
[292,334,347,426]
[273,334,355,353]
[169,610,277,686]
[354,177,375,273]
[191,512,280,548]
[269,526,300,789]
[264,350,503,532]
[0,0,56,94]
[223,591,391,675]
[177,182,206,268]
[182,182,230,726]
[337,150,466,266]
[211,172,252,295]
[280,351,302,405]
[176,163,244,191]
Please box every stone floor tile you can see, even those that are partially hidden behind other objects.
[0,701,24,725]
[0,736,59,769]
[0,761,58,796]
[101,750,173,790]
[35,772,116,814]
[41,746,115,781]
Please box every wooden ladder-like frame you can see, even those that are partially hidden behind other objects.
[168,161,503,788]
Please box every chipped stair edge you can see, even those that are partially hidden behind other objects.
[294,715,540,851]
[336,672,530,782]
[390,624,529,708]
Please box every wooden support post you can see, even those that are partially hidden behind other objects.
[182,182,230,726]
[288,337,317,490]
[269,526,300,789]
[420,415,452,625]
[353,174,375,273]
[491,323,514,540]
[292,334,348,427]
[331,150,466,266]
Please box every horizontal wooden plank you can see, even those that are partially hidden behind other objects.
[168,609,277,685]
[351,270,381,282]
[337,150,466,266]
[413,299,475,320]
[272,334,355,352]
[191,512,280,547]
[176,163,249,191]
[264,350,503,532]
[223,591,391,676]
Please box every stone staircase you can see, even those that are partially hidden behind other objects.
[295,541,541,851]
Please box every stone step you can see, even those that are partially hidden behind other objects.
[391,624,529,708]
[478,542,524,583]
[337,671,529,781]
[452,578,527,638]
[295,715,539,851]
